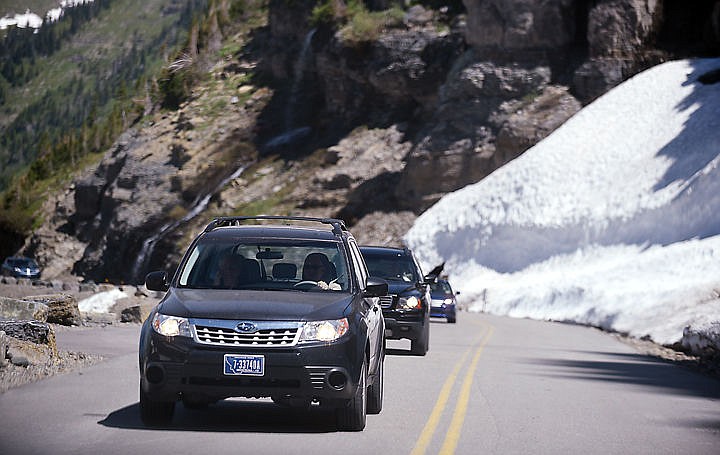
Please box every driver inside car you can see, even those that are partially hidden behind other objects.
[302,253,340,290]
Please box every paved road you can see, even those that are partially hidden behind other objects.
[0,313,718,454]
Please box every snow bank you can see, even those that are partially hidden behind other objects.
[406,58,720,351]
[78,288,128,314]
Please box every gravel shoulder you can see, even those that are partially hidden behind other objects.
[1,281,158,393]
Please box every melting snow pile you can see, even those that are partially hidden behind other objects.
[78,288,129,314]
[406,58,720,354]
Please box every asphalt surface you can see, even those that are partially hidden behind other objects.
[0,313,718,454]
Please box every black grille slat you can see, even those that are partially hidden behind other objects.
[379,295,394,309]
[194,325,300,346]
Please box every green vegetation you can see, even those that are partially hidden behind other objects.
[0,0,263,238]
[310,0,405,44]
[340,5,404,44]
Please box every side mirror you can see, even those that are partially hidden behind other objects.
[145,271,169,292]
[364,277,388,297]
[423,274,438,285]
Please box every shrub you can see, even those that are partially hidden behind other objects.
[339,5,405,44]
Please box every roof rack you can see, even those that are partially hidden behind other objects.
[204,216,348,235]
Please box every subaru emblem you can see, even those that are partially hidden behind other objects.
[236,322,257,333]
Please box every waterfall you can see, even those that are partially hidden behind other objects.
[131,165,246,283]
[285,28,316,131]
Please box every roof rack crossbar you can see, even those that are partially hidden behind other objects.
[204,216,348,235]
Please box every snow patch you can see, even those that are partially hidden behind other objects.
[406,58,720,355]
[78,288,128,314]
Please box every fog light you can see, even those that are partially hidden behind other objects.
[327,371,347,390]
[146,365,165,384]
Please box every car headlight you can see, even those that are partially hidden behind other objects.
[152,313,192,337]
[300,318,349,343]
[398,296,422,310]
[444,298,454,305]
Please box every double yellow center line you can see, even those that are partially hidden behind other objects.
[410,325,495,455]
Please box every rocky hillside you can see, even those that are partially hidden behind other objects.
[18,0,720,284]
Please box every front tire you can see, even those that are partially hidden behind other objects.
[336,359,367,431]
[139,381,175,426]
[367,350,384,414]
[411,326,429,356]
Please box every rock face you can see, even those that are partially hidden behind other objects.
[26,80,268,283]
[395,55,581,209]
[18,1,720,283]
[464,0,577,50]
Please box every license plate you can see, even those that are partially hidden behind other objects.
[223,354,264,376]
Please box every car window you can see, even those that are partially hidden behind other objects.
[363,254,419,283]
[348,240,368,289]
[430,281,452,294]
[177,238,349,292]
[5,258,38,268]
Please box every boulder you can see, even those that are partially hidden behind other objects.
[5,336,56,368]
[22,294,81,326]
[463,0,576,50]
[587,0,662,58]
[0,296,48,322]
[682,322,720,359]
[0,320,57,356]
[79,282,100,293]
[0,331,7,367]
[120,305,142,323]
[494,85,582,166]
[573,57,634,103]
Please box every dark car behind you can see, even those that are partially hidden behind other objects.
[1,256,41,280]
[359,246,431,356]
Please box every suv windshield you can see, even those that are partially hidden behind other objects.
[6,258,38,268]
[430,280,452,294]
[363,254,419,283]
[177,238,350,292]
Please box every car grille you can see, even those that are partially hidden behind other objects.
[193,321,302,347]
[378,295,395,309]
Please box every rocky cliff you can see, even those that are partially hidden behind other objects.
[21,0,720,283]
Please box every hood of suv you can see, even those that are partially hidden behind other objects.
[385,281,421,296]
[158,288,353,321]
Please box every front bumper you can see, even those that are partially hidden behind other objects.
[430,304,456,319]
[141,330,363,404]
[382,309,425,341]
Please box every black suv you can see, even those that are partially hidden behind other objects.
[359,246,431,356]
[140,216,388,431]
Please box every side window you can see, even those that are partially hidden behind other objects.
[412,253,425,282]
[348,240,368,289]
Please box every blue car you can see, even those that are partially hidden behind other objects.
[429,279,457,323]
[1,256,41,280]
